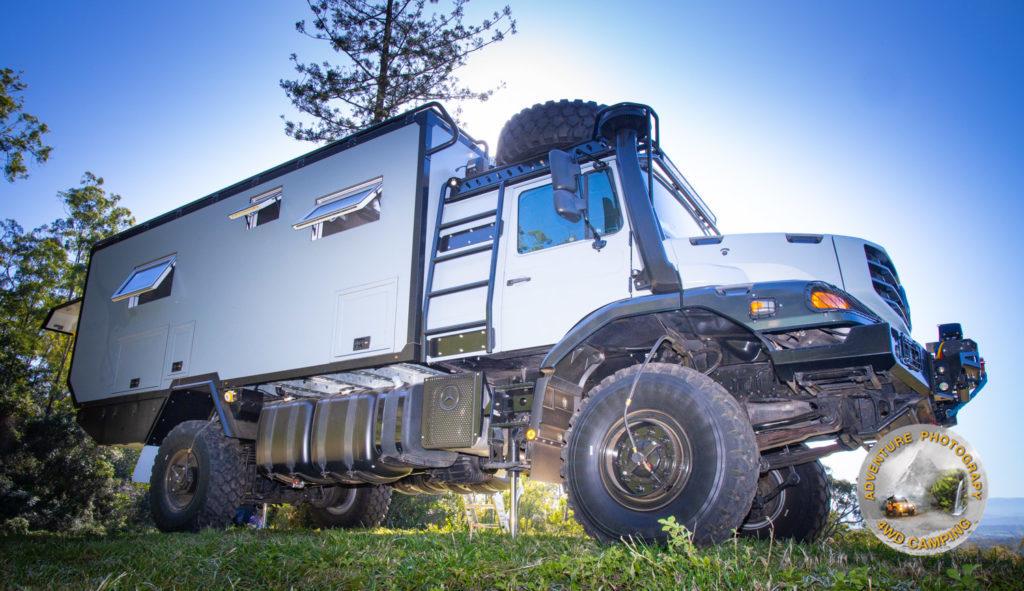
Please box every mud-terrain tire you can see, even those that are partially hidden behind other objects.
[739,456,830,542]
[150,420,245,532]
[561,363,758,545]
[495,99,605,165]
[308,485,392,529]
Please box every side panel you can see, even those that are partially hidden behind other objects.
[73,124,425,404]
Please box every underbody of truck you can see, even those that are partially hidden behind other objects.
[55,101,986,543]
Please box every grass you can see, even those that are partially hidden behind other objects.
[1,527,1022,590]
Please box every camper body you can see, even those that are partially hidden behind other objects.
[52,102,985,543]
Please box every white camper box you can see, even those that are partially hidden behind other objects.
[69,106,482,442]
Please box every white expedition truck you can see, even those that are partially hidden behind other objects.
[46,101,986,543]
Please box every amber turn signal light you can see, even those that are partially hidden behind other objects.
[810,289,851,310]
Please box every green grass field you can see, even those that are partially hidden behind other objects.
[1,527,1022,590]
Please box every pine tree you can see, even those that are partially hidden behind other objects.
[1,68,52,182]
[282,0,515,141]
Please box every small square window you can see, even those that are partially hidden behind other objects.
[111,255,175,306]
[228,187,282,229]
[293,178,382,239]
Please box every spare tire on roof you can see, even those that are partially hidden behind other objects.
[495,99,605,165]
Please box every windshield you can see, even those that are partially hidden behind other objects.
[650,175,706,239]
[642,155,719,238]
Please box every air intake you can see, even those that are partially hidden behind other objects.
[865,244,911,330]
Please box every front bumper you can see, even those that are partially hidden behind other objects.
[769,321,985,425]
[680,281,986,425]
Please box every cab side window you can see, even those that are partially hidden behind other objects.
[517,170,622,253]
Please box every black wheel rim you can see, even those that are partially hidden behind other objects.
[743,471,786,530]
[164,449,199,510]
[599,410,692,512]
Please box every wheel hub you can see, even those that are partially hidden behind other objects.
[743,471,787,529]
[600,412,692,511]
[164,449,199,510]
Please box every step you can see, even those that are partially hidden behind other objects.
[426,280,489,299]
[439,209,497,231]
[432,243,493,263]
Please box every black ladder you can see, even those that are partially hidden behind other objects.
[422,181,506,359]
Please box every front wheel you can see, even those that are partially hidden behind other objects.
[561,363,758,545]
[150,420,245,532]
[308,485,392,528]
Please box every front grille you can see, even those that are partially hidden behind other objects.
[865,245,911,330]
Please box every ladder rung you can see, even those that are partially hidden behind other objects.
[426,280,488,299]
[439,209,497,230]
[424,320,487,337]
[433,243,493,263]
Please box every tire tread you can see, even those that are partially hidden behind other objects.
[495,100,605,165]
[560,362,758,545]
[150,420,245,532]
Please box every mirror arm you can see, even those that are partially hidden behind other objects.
[579,173,605,250]
[584,214,606,251]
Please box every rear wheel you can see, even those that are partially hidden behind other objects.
[150,420,245,532]
[308,485,392,529]
[739,456,830,542]
[561,363,758,545]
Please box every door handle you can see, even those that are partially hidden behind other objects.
[506,276,531,286]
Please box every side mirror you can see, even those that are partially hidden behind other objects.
[554,189,585,223]
[549,149,585,222]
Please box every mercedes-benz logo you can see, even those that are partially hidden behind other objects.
[439,385,461,411]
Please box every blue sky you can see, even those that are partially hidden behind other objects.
[3,1,1022,496]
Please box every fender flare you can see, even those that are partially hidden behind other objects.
[146,376,260,445]
[528,281,867,431]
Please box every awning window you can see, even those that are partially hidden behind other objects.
[43,299,82,335]
[229,187,282,228]
[293,180,382,231]
[111,255,176,302]
[229,189,281,219]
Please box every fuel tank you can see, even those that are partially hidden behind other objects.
[255,373,488,486]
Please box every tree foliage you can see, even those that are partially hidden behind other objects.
[0,173,133,417]
[929,469,967,512]
[821,470,863,540]
[282,0,515,141]
[504,478,584,535]
[0,173,142,533]
[384,492,466,530]
[1,68,52,182]
[0,413,146,534]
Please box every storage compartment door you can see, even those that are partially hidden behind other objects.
[113,326,168,393]
[332,279,397,357]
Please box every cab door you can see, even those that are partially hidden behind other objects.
[497,167,632,352]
